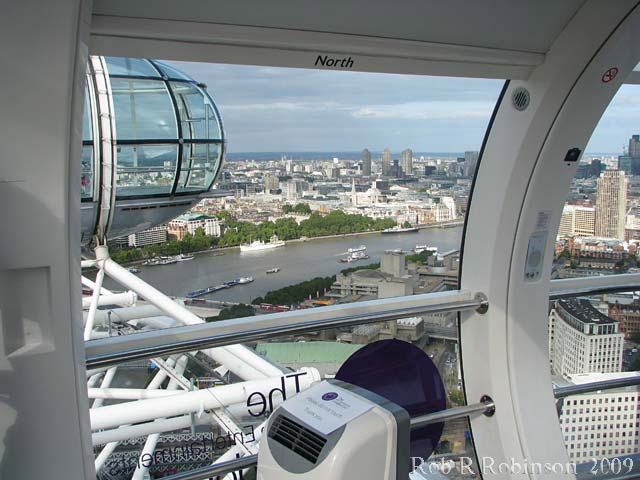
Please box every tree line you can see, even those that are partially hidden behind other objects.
[251,262,381,306]
[110,227,217,264]
[110,207,396,265]
[216,208,395,247]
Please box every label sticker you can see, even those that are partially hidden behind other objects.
[535,210,551,231]
[282,382,374,435]
[524,231,547,282]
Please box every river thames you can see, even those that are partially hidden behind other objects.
[100,225,464,304]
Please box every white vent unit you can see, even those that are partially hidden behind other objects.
[257,379,409,480]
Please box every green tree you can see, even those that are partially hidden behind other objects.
[209,304,255,322]
[448,389,465,406]
[294,203,311,215]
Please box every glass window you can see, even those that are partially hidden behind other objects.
[115,144,178,197]
[171,82,222,140]
[83,88,92,142]
[553,85,640,280]
[111,78,178,140]
[176,143,222,193]
[86,59,504,479]
[81,145,93,199]
[105,56,160,78]
[82,88,94,200]
[152,60,194,81]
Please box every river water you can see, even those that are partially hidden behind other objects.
[101,225,463,304]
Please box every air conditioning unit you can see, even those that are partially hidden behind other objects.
[257,379,409,480]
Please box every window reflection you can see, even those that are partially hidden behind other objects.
[176,143,221,193]
[105,56,160,78]
[172,82,222,140]
[116,144,178,196]
[111,78,177,141]
[82,87,94,200]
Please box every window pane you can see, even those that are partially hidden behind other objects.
[81,145,93,199]
[105,56,160,78]
[170,82,222,140]
[176,143,222,193]
[83,88,92,141]
[115,144,178,197]
[553,85,640,279]
[86,60,504,478]
[550,291,639,464]
[551,83,640,465]
[152,60,194,81]
[111,78,178,141]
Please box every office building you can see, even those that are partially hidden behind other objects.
[126,225,168,247]
[608,303,640,337]
[264,174,279,191]
[401,148,412,177]
[361,148,372,176]
[595,170,627,240]
[549,299,624,378]
[381,148,391,176]
[463,151,479,177]
[557,372,640,462]
[558,205,596,238]
[167,214,223,240]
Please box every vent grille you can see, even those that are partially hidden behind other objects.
[269,415,327,464]
[512,87,530,111]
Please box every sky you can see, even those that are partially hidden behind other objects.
[169,60,639,154]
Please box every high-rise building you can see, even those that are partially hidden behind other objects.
[629,134,640,156]
[463,151,479,177]
[424,165,437,176]
[264,174,279,191]
[549,299,624,378]
[392,159,400,177]
[595,170,627,240]
[589,159,603,177]
[619,134,640,175]
[401,148,412,177]
[558,205,596,238]
[618,155,632,175]
[361,148,371,176]
[575,162,590,179]
[381,148,391,176]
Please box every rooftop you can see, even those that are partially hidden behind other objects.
[556,298,617,325]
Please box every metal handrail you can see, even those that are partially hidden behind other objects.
[410,399,495,428]
[85,289,487,368]
[549,273,640,300]
[553,375,640,398]
[159,398,495,480]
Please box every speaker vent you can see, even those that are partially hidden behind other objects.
[512,87,530,111]
[269,415,327,464]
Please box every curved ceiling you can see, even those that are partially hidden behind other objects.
[93,0,585,54]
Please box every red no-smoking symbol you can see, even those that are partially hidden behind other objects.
[602,67,619,83]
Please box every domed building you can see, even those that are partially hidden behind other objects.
[81,56,225,244]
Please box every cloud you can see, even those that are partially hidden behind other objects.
[352,101,496,120]
[162,60,508,152]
